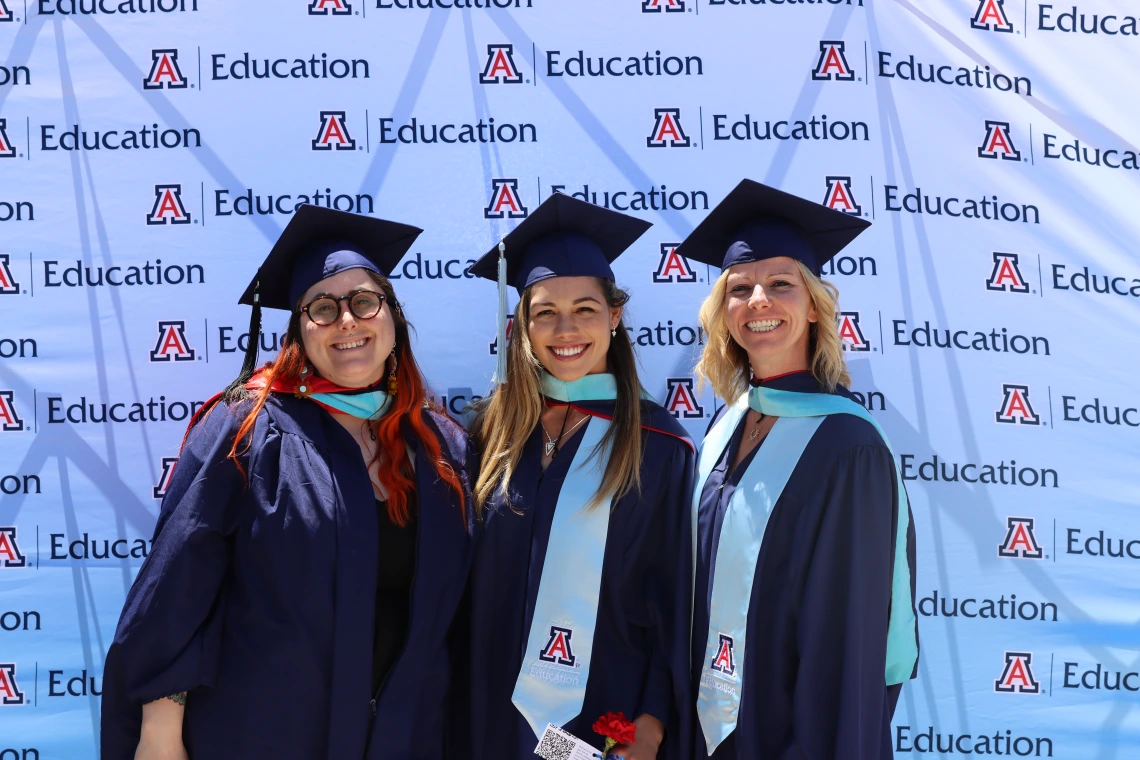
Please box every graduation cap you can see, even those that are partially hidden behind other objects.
[672,179,870,276]
[223,205,422,400]
[468,192,652,384]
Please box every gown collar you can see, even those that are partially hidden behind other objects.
[541,371,620,403]
[749,369,821,394]
[250,370,393,421]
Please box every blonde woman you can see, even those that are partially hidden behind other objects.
[676,181,919,760]
[464,193,695,760]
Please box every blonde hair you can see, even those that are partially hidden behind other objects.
[695,260,850,403]
[470,279,643,517]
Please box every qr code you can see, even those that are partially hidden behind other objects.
[535,728,576,760]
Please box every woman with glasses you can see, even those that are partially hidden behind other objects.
[462,194,695,760]
[100,206,474,760]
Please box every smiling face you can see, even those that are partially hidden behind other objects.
[723,256,817,379]
[298,268,395,388]
[526,276,621,382]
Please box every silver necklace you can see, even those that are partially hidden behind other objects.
[748,412,766,443]
[541,413,589,456]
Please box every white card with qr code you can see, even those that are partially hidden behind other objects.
[534,723,602,760]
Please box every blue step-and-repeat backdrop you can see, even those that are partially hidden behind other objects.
[1,0,1138,757]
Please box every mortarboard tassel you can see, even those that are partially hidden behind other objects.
[492,241,508,386]
[222,280,262,403]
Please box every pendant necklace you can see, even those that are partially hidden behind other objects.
[748,412,765,443]
[542,412,589,456]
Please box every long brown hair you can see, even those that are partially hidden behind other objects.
[470,278,643,516]
[215,270,465,526]
[695,261,851,403]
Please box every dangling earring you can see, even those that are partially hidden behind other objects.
[611,324,617,337]
[387,349,398,396]
[296,363,312,397]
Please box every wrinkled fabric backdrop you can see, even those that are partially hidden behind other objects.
[1,0,1138,757]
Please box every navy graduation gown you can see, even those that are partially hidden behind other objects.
[692,372,918,760]
[467,399,695,760]
[100,394,475,760]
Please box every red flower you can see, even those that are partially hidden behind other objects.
[592,712,637,746]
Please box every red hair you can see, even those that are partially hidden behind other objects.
[211,273,465,526]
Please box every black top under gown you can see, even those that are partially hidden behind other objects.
[373,498,417,695]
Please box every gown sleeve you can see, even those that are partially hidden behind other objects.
[109,402,253,705]
[786,442,898,760]
[630,440,695,752]
[443,433,479,759]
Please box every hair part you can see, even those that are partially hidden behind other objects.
[470,278,643,517]
[215,269,465,526]
[695,260,850,403]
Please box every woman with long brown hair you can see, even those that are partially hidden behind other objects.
[100,206,474,760]
[678,180,919,760]
[463,194,695,760]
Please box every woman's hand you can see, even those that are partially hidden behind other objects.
[134,697,189,760]
[610,713,664,760]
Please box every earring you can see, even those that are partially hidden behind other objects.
[611,325,617,337]
[296,363,312,397]
[387,350,398,396]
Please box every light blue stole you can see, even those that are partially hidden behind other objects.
[694,384,918,754]
[308,389,391,420]
[511,373,619,738]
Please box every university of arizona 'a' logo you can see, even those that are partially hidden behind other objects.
[309,0,352,14]
[484,179,528,219]
[642,0,684,12]
[0,1,14,22]
[0,527,26,569]
[653,244,697,283]
[646,108,690,148]
[0,254,19,294]
[994,651,1040,693]
[150,321,196,362]
[812,41,855,81]
[823,176,861,216]
[147,184,192,225]
[664,377,704,419]
[986,252,1030,293]
[479,44,523,84]
[0,392,23,432]
[971,0,1013,32]
[489,315,515,356]
[710,633,736,676]
[539,625,576,667]
[312,111,356,151]
[0,118,16,158]
[143,49,188,90]
[978,120,1021,161]
[998,517,1044,559]
[995,383,1040,425]
[0,663,25,706]
[154,456,178,499]
[0,527,25,569]
[837,312,870,352]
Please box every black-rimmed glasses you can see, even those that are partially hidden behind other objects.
[300,290,386,326]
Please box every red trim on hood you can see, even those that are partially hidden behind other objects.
[544,399,695,452]
[752,369,811,385]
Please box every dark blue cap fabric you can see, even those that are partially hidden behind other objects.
[238,205,422,310]
[673,179,870,276]
[287,242,381,305]
[469,192,652,293]
[513,232,613,290]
